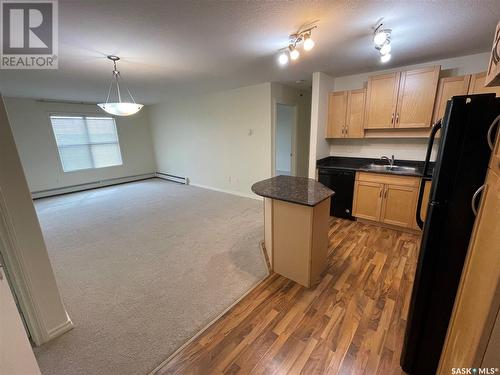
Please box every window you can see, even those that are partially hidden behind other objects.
[50,115,123,172]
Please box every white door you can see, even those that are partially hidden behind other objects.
[275,104,296,176]
[0,265,41,375]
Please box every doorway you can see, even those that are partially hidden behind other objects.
[275,103,297,176]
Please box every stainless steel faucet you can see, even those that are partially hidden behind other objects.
[381,154,395,168]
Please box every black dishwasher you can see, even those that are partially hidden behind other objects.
[318,168,355,220]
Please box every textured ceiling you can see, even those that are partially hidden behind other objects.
[0,0,499,104]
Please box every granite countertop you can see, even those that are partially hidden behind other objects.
[251,175,334,207]
[316,156,434,177]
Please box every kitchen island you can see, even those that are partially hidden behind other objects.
[251,176,334,288]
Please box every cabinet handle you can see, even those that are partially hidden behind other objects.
[487,114,500,151]
[396,113,399,124]
[379,188,383,197]
[391,113,394,125]
[471,184,485,216]
[385,188,388,198]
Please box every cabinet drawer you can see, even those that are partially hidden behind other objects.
[356,171,420,187]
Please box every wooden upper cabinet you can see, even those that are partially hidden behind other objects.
[364,72,400,129]
[395,66,440,128]
[346,89,366,138]
[326,89,366,138]
[468,71,500,97]
[326,91,347,138]
[432,75,471,124]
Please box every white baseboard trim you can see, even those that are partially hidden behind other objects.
[189,183,262,201]
[47,317,75,340]
[155,172,189,184]
[31,173,156,199]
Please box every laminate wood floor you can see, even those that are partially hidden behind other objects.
[155,218,420,375]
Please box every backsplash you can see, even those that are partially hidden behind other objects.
[329,138,439,161]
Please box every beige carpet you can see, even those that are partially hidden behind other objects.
[33,179,267,375]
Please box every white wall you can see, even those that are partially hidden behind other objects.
[149,83,272,198]
[3,98,156,193]
[271,83,311,177]
[309,72,334,177]
[327,52,491,161]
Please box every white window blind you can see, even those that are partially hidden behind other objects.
[50,115,123,172]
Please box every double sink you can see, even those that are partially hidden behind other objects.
[362,163,418,173]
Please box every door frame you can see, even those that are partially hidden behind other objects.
[272,100,298,177]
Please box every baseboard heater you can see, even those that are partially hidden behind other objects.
[156,172,189,185]
[32,173,155,199]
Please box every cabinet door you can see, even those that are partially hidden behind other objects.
[346,89,366,138]
[364,72,400,129]
[380,184,418,228]
[395,66,440,128]
[326,91,348,138]
[352,181,384,221]
[469,72,500,97]
[432,75,471,124]
[437,168,500,373]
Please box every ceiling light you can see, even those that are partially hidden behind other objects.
[379,43,391,55]
[380,53,391,63]
[374,30,389,46]
[97,55,143,116]
[289,46,300,60]
[278,51,289,65]
[276,25,317,67]
[303,33,315,51]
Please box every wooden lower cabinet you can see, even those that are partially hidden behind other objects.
[381,184,418,228]
[352,181,383,221]
[352,172,420,229]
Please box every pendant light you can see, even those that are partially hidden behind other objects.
[97,55,143,116]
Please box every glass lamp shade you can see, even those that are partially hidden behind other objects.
[98,102,143,116]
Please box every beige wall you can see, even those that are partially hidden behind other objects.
[3,98,156,194]
[271,83,311,177]
[149,83,272,198]
[328,52,491,161]
[0,96,70,345]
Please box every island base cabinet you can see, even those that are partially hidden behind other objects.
[271,198,330,288]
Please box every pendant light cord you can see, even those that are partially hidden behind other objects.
[103,58,137,104]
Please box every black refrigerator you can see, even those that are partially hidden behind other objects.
[400,94,500,374]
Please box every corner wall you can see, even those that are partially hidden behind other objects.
[308,72,335,178]
[0,96,71,345]
[148,83,272,198]
[3,98,156,194]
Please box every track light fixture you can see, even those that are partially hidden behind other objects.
[276,25,317,66]
[373,23,392,63]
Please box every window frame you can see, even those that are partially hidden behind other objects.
[48,113,124,173]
